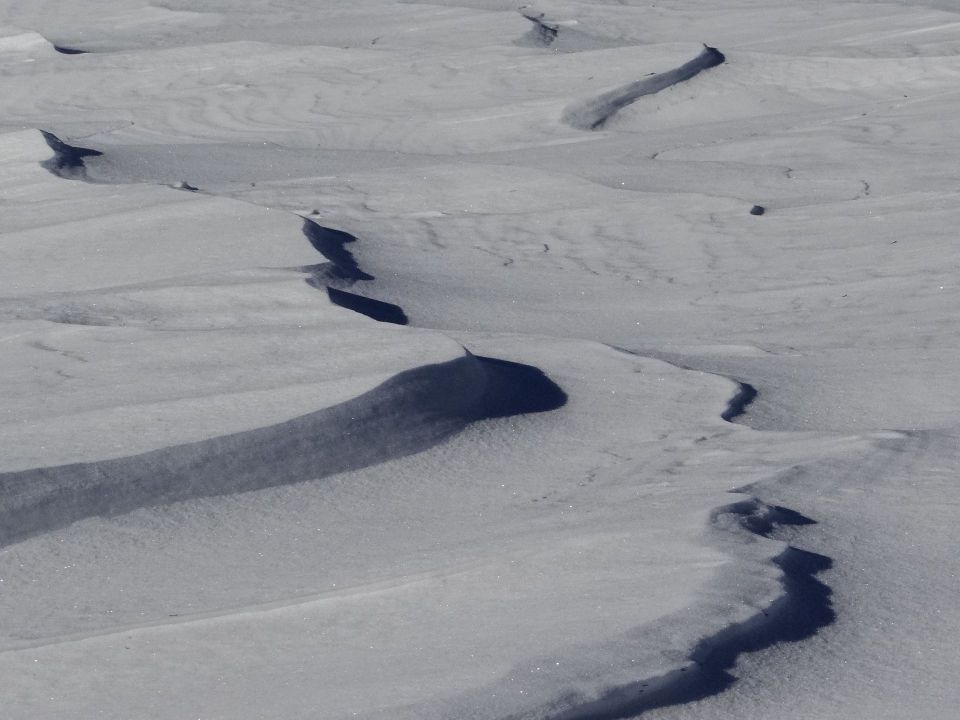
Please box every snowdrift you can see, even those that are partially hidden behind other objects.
[0,350,565,546]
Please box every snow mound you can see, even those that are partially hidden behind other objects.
[0,350,567,546]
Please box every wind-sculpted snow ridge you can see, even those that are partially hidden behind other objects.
[39,130,102,180]
[543,499,832,720]
[0,352,565,548]
[519,11,558,47]
[563,45,726,130]
[515,8,625,52]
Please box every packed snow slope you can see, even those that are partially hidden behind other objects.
[1,1,958,719]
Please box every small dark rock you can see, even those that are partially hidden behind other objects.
[750,205,765,216]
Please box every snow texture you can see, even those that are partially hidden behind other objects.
[0,1,958,719]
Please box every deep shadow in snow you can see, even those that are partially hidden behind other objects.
[53,45,88,55]
[326,286,408,325]
[40,131,102,180]
[474,355,568,419]
[301,218,374,282]
[545,499,833,720]
[300,221,417,328]
[721,382,758,422]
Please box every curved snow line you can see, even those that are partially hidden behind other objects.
[523,349,820,720]
[546,499,832,720]
[0,353,566,548]
[608,345,756,423]
[563,45,726,131]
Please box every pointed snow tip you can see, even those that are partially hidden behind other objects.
[702,44,726,64]
[39,130,102,178]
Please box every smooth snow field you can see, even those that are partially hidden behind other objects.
[1,1,958,718]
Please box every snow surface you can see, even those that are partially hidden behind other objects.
[1,1,958,719]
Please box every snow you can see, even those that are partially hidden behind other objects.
[0,130,468,473]
[1,0,958,718]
